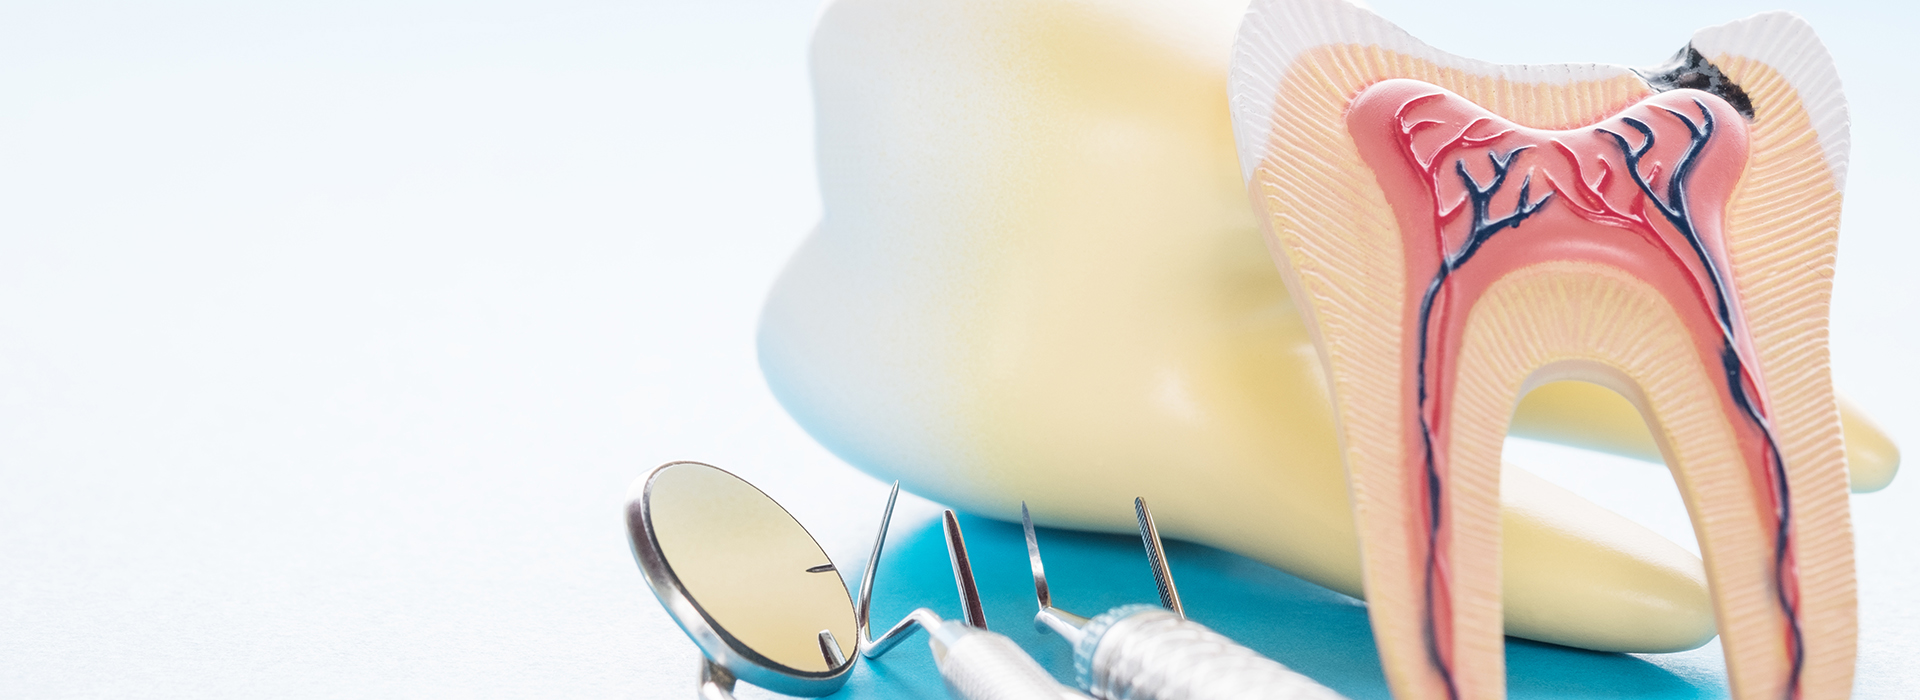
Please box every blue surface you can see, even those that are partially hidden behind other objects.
[837,513,1727,699]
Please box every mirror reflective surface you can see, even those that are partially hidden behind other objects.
[630,461,857,694]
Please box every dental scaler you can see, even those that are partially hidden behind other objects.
[859,484,1092,700]
[1023,498,1347,700]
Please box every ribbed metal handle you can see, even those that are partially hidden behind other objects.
[938,627,1090,700]
[1078,608,1346,700]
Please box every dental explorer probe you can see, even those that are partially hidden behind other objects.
[1024,498,1348,700]
[857,483,1092,700]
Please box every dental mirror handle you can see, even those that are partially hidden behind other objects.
[1072,606,1345,700]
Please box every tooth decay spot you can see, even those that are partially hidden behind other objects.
[1636,46,1757,120]
[1349,79,1805,698]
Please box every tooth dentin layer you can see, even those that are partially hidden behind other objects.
[1229,1,1854,698]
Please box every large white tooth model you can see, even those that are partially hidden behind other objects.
[759,0,1898,654]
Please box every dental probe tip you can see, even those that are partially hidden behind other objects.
[942,510,989,630]
[855,481,902,652]
[1023,502,1091,642]
[818,629,847,668]
[1135,497,1184,619]
[1021,502,1052,610]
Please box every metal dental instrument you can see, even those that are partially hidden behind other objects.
[1023,498,1348,700]
[858,484,1091,700]
[625,461,860,699]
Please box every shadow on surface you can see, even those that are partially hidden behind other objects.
[833,512,1727,699]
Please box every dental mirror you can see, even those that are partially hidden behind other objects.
[626,461,858,697]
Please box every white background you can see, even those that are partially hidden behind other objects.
[1,0,1912,697]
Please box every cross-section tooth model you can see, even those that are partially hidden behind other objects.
[1230,1,1855,697]
[761,0,1896,658]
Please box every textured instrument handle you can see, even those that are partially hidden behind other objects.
[938,628,1090,700]
[1082,609,1346,700]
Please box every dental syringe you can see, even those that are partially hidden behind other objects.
[1023,498,1348,700]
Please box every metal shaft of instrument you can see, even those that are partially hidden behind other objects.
[856,483,958,659]
[818,630,848,668]
[1021,502,1090,641]
[944,510,990,630]
[1134,497,1184,618]
[1022,502,1052,610]
[855,482,902,656]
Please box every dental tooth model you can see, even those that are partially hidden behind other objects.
[759,0,1899,657]
[1229,0,1856,697]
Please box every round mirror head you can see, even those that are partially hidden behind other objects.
[627,461,857,696]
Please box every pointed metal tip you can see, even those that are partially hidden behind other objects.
[1020,502,1051,611]
[855,482,903,646]
[1135,497,1185,618]
[942,510,988,630]
[818,629,847,668]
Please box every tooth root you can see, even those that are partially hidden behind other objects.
[1702,18,1857,699]
[1230,1,1854,698]
[1451,266,1835,700]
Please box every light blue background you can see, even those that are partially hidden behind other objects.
[0,0,1913,697]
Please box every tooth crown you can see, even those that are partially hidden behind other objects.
[1230,1,1853,698]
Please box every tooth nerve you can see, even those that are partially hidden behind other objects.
[1232,2,1855,698]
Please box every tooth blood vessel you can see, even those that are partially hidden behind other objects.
[1349,80,1807,699]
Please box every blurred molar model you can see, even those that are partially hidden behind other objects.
[759,0,1898,653]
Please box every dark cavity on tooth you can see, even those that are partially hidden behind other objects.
[1636,46,1756,120]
